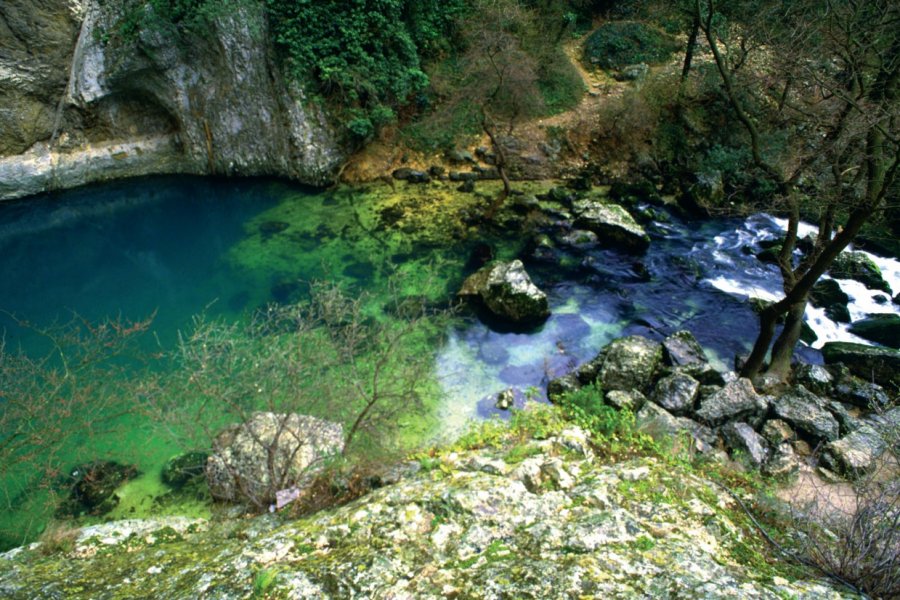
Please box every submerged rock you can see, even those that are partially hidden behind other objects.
[206,412,344,505]
[847,313,900,349]
[56,461,139,517]
[458,260,550,326]
[161,452,209,489]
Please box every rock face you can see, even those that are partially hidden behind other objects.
[0,422,854,599]
[206,412,344,505]
[0,0,342,201]
[459,260,550,325]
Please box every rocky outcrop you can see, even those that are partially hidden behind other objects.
[206,412,344,505]
[458,260,550,326]
[0,0,342,201]
[0,421,855,599]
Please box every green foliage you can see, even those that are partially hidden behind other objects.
[251,567,279,598]
[557,384,653,456]
[582,21,680,70]
[266,0,467,139]
[537,48,586,115]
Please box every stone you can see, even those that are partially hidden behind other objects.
[605,389,647,412]
[496,389,515,410]
[830,252,892,294]
[651,373,700,416]
[833,377,890,410]
[392,168,430,183]
[597,335,663,393]
[557,229,599,250]
[56,461,139,517]
[821,425,886,477]
[772,386,840,442]
[763,443,801,478]
[721,422,769,467]
[694,379,768,427]
[826,400,862,435]
[848,314,900,349]
[571,200,650,253]
[161,451,209,489]
[206,412,344,505]
[547,373,580,403]
[809,279,851,323]
[761,420,796,446]
[636,402,716,452]
[661,330,707,367]
[458,260,550,326]
[822,341,900,390]
[791,363,833,396]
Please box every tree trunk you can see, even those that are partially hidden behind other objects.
[681,2,701,84]
[482,119,511,220]
[767,296,808,380]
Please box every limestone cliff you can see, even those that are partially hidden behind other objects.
[0,0,343,201]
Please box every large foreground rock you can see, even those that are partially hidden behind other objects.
[206,412,344,505]
[821,342,900,389]
[821,425,886,477]
[597,335,663,393]
[0,421,853,599]
[459,260,550,325]
[772,386,840,443]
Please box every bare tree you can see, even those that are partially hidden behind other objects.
[698,0,900,381]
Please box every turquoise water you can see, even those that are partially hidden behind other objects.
[4,175,897,548]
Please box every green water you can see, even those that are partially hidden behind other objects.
[0,176,532,547]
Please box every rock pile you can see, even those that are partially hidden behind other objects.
[549,330,898,479]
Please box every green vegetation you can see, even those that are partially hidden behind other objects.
[582,21,679,70]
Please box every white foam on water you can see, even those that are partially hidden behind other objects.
[705,275,781,303]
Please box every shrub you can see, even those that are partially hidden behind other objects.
[582,21,680,70]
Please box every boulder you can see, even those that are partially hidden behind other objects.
[829,252,892,294]
[809,279,851,323]
[848,314,900,349]
[772,386,840,442]
[826,401,862,436]
[661,330,707,368]
[694,378,768,427]
[571,200,650,253]
[651,373,700,415]
[161,451,209,489]
[605,389,647,412]
[792,363,833,397]
[821,425,886,477]
[832,374,890,409]
[206,412,344,505]
[635,402,716,452]
[721,422,769,467]
[597,335,663,393]
[459,260,550,326]
[821,342,900,389]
